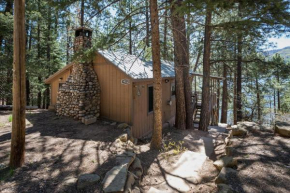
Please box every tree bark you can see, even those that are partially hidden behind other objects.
[199,4,212,131]
[277,73,280,111]
[163,4,168,60]
[171,0,192,130]
[236,33,243,122]
[221,63,228,123]
[26,76,30,106]
[149,0,162,149]
[233,72,237,124]
[255,76,261,121]
[145,0,150,47]
[10,0,26,169]
[80,0,84,26]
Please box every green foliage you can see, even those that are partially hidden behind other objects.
[160,140,187,160]
[8,115,12,123]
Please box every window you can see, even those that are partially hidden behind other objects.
[148,86,153,113]
[171,83,176,96]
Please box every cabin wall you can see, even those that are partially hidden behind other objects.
[50,69,71,107]
[93,54,133,124]
[132,79,176,138]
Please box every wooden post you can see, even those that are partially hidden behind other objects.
[10,0,26,168]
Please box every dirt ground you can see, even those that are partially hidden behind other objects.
[228,125,290,193]
[0,110,224,193]
[1,110,289,193]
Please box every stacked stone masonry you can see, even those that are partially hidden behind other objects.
[56,62,101,121]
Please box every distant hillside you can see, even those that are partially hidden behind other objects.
[265,46,290,62]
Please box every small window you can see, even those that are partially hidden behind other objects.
[148,86,153,113]
[171,83,176,96]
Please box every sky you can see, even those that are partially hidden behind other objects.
[268,36,290,49]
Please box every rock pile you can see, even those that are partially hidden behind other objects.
[214,123,247,193]
[102,123,143,193]
[275,120,290,137]
[56,62,101,123]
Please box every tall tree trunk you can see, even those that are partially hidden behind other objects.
[80,0,84,26]
[163,5,168,60]
[149,0,162,149]
[233,72,237,124]
[199,4,212,131]
[170,0,188,130]
[66,26,70,63]
[129,0,132,54]
[274,89,276,113]
[145,0,150,47]
[26,76,30,106]
[46,88,50,109]
[10,0,26,169]
[255,76,261,121]
[236,34,242,122]
[277,73,280,111]
[42,90,46,109]
[221,63,228,123]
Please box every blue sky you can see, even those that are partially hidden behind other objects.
[268,36,290,49]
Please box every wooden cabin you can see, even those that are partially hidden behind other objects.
[45,50,178,138]
[45,50,224,138]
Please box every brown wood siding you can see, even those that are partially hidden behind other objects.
[94,54,133,124]
[132,78,176,138]
[50,69,71,106]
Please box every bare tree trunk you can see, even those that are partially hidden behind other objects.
[149,0,162,149]
[199,4,212,131]
[145,0,150,47]
[10,0,26,169]
[221,63,228,123]
[37,0,41,108]
[26,76,30,106]
[233,72,237,124]
[80,0,84,26]
[255,76,261,121]
[163,4,168,60]
[277,73,280,112]
[171,0,189,130]
[274,89,276,113]
[129,0,132,54]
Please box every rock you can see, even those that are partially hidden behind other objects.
[119,133,128,142]
[132,186,141,193]
[147,187,168,193]
[132,157,143,172]
[77,174,100,189]
[217,184,234,193]
[124,172,135,193]
[228,130,233,138]
[102,165,128,193]
[225,147,236,156]
[84,117,96,125]
[63,177,77,187]
[213,156,237,171]
[225,137,231,146]
[232,127,247,136]
[231,125,238,130]
[118,123,130,130]
[275,121,290,137]
[111,122,117,126]
[215,167,237,184]
[116,151,136,168]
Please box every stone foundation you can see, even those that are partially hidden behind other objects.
[56,62,101,121]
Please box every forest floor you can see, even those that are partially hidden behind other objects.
[228,123,290,193]
[0,110,289,193]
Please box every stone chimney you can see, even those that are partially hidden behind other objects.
[56,27,101,124]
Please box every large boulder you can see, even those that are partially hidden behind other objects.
[77,174,100,190]
[213,156,237,171]
[275,121,290,137]
[217,184,234,193]
[215,167,237,184]
[102,165,128,193]
[116,151,136,168]
[232,127,247,137]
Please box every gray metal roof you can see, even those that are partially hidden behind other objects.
[98,50,175,79]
